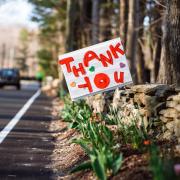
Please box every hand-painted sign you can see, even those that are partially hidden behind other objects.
[58,38,132,101]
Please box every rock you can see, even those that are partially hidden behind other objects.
[51,89,58,96]
[175,145,180,155]
[159,116,173,123]
[127,89,134,98]
[131,84,163,94]
[92,94,105,113]
[131,84,175,97]
[139,108,147,116]
[167,94,180,102]
[134,93,158,108]
[129,98,134,105]
[159,108,178,118]
[154,86,175,98]
[52,79,60,88]
[41,84,51,92]
[175,105,180,112]
[45,76,53,85]
[159,109,165,115]
[166,121,174,133]
[163,130,172,140]
[133,93,143,105]
[174,119,180,138]
[139,108,152,117]
[144,96,159,111]
[166,101,178,108]
[153,102,166,116]
[121,89,134,97]
[121,96,130,103]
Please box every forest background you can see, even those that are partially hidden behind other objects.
[29,0,180,89]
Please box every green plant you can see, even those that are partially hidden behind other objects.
[120,118,147,149]
[104,106,119,125]
[149,145,178,180]
[72,121,123,180]
[105,106,148,149]
[62,99,123,179]
[61,96,92,135]
[149,145,164,180]
[58,88,67,100]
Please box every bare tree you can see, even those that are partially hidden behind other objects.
[146,0,163,83]
[136,0,146,84]
[61,0,78,91]
[99,0,112,42]
[92,0,100,44]
[66,0,78,51]
[126,0,139,83]
[119,0,128,50]
[158,0,180,87]
[78,0,92,47]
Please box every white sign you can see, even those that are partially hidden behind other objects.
[58,38,132,101]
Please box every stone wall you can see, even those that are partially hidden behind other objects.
[86,84,180,143]
[42,78,60,96]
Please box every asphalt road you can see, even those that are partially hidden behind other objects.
[0,81,54,180]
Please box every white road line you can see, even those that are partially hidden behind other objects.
[0,89,41,144]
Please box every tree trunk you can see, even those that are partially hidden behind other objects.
[79,0,92,47]
[92,0,100,44]
[126,0,138,84]
[151,29,161,83]
[119,0,128,50]
[149,0,163,83]
[136,0,147,84]
[61,0,78,91]
[158,0,180,87]
[66,0,78,52]
[99,0,112,42]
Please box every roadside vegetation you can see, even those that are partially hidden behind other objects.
[60,95,179,180]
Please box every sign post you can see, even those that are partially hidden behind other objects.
[59,38,132,101]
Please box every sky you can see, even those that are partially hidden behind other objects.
[0,0,38,28]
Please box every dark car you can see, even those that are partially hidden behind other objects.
[0,68,21,90]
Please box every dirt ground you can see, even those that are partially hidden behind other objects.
[49,98,95,180]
